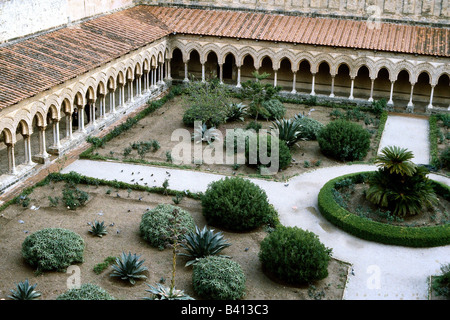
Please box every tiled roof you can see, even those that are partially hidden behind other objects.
[0,5,448,110]
[147,6,449,57]
[0,6,171,110]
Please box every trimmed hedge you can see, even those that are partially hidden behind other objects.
[57,283,115,300]
[318,171,450,247]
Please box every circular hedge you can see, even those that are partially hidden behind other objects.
[317,119,371,161]
[140,204,195,250]
[57,283,115,300]
[192,256,246,300]
[22,228,85,271]
[318,172,450,247]
[259,226,332,284]
[201,177,278,231]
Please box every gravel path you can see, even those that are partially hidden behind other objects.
[378,115,430,164]
[62,160,450,300]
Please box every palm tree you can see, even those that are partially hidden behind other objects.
[366,146,437,216]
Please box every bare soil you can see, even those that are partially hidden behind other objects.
[93,95,383,181]
[0,182,349,300]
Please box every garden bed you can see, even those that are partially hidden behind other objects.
[318,172,450,247]
[0,175,349,300]
[83,90,386,181]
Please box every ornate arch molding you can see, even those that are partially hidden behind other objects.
[414,62,441,85]
[392,60,416,83]
[330,55,356,77]
[219,45,239,65]
[236,46,259,67]
[45,95,62,120]
[201,43,222,64]
[255,49,277,69]
[294,52,317,73]
[275,51,297,70]
[29,101,47,128]
[0,124,14,144]
[311,53,334,74]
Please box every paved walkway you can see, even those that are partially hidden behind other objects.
[378,114,430,164]
[62,159,450,300]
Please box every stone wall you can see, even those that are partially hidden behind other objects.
[137,0,449,25]
[0,0,133,43]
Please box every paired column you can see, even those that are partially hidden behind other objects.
[291,72,297,94]
[329,76,335,98]
[387,81,395,106]
[236,66,242,88]
[6,143,16,174]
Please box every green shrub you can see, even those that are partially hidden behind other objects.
[22,228,85,271]
[261,99,286,120]
[259,226,332,284]
[432,264,450,298]
[317,119,371,161]
[245,133,292,173]
[224,128,256,154]
[441,147,450,169]
[57,283,115,300]
[140,204,195,250]
[202,177,278,232]
[293,115,324,140]
[192,256,246,300]
[110,252,148,285]
[62,183,89,210]
[245,121,262,132]
[318,172,450,247]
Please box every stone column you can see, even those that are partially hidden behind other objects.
[273,69,278,87]
[201,63,206,82]
[387,81,395,106]
[24,135,33,165]
[427,85,435,109]
[219,64,224,84]
[291,72,297,94]
[159,64,165,85]
[349,77,355,100]
[407,83,415,108]
[110,91,116,114]
[7,143,16,174]
[310,74,316,96]
[368,79,375,102]
[184,62,189,82]
[129,81,134,102]
[38,126,49,158]
[236,67,242,88]
[52,120,61,149]
[66,113,73,140]
[330,76,335,97]
[167,60,172,80]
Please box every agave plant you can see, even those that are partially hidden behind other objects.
[179,225,231,267]
[8,279,41,300]
[110,252,148,285]
[270,118,303,147]
[192,123,220,144]
[143,283,194,300]
[226,102,248,122]
[366,146,438,216]
[89,220,108,238]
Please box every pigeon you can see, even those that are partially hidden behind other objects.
[98,212,103,216]
[109,223,115,227]
[116,229,121,234]
[131,179,135,182]
[121,170,123,173]
[18,220,24,224]
[140,178,144,181]
[244,248,249,252]
[24,230,29,234]
[139,197,143,201]
[132,172,134,175]
[151,174,153,177]
[87,222,92,225]
[127,210,131,212]
[284,183,289,187]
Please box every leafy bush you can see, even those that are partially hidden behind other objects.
[8,280,41,300]
[441,147,450,169]
[140,204,195,250]
[245,133,292,173]
[192,256,246,300]
[224,128,256,154]
[366,146,438,216]
[202,177,278,231]
[293,114,324,140]
[259,226,332,284]
[179,225,231,266]
[62,183,89,210]
[371,99,387,116]
[245,121,262,132]
[110,252,148,285]
[22,228,85,271]
[270,118,303,148]
[260,99,286,120]
[57,283,115,300]
[317,119,371,161]
[432,264,450,298]
[182,79,231,127]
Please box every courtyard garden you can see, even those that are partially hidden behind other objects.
[1,74,449,300]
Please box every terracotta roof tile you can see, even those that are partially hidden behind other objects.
[1,5,448,110]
